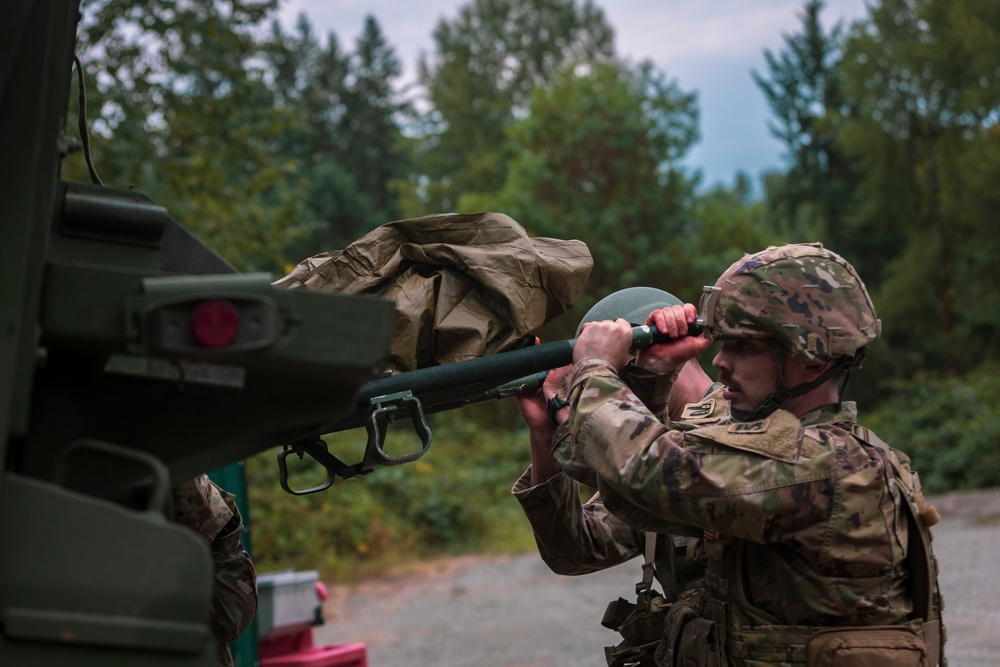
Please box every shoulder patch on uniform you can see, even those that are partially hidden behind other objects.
[728,419,770,434]
[681,399,716,421]
[689,409,803,462]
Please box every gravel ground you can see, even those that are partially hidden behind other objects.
[314,487,1000,667]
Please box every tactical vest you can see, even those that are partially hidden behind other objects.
[602,532,708,667]
[601,388,727,667]
[655,424,946,667]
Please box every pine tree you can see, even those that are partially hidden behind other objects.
[338,16,409,222]
[751,0,859,254]
[70,0,304,272]
[411,0,616,213]
[837,0,1000,376]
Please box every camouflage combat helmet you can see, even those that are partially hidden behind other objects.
[576,286,683,336]
[699,243,880,364]
[699,243,881,420]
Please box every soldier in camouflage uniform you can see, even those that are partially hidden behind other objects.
[538,244,945,666]
[171,474,258,667]
[512,288,722,665]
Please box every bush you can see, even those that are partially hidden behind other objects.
[865,363,1000,495]
[244,404,538,583]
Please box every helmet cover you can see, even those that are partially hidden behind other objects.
[699,243,880,364]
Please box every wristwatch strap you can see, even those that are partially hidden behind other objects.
[545,395,570,424]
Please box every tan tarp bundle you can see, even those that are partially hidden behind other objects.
[274,212,593,373]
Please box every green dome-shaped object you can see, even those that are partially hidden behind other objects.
[576,286,684,336]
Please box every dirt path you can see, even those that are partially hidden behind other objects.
[314,487,1000,667]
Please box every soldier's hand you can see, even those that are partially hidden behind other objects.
[514,338,570,432]
[636,304,712,374]
[515,339,568,484]
[573,318,633,370]
[514,339,548,428]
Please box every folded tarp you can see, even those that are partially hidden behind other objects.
[274,212,593,373]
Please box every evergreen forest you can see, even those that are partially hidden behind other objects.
[66,0,1000,579]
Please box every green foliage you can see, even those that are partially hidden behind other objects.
[837,0,1000,376]
[949,131,1000,360]
[280,162,378,263]
[752,0,859,249]
[69,3,413,272]
[462,59,705,325]
[758,0,1000,391]
[866,363,1000,494]
[245,410,537,581]
[685,173,778,285]
[339,16,410,222]
[263,13,411,261]
[412,0,617,212]
[69,0,306,272]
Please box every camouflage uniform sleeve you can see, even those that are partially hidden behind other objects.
[557,360,837,543]
[546,356,674,479]
[171,475,258,667]
[618,361,673,417]
[171,474,234,542]
[209,508,258,644]
[512,466,644,574]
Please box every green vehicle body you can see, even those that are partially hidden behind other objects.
[0,3,396,664]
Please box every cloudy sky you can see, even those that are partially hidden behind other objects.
[277,0,871,190]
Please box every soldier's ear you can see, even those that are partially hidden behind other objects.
[802,361,834,382]
[782,348,832,383]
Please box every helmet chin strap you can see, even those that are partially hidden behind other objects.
[729,341,857,422]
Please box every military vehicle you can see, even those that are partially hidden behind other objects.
[0,3,397,665]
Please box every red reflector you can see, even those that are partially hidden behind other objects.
[190,299,240,348]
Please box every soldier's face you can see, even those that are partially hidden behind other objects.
[711,338,780,414]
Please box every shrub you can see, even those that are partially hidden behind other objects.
[865,363,1000,495]
[244,404,538,583]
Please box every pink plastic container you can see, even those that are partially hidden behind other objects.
[259,640,368,667]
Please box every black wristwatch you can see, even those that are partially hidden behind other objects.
[545,395,570,424]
